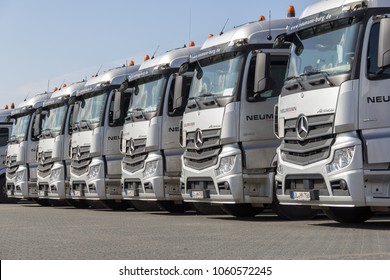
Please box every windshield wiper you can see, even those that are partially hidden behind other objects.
[8,135,19,144]
[79,119,93,130]
[40,128,54,138]
[285,76,305,90]
[198,93,220,106]
[300,70,334,86]
[132,108,146,119]
[187,96,201,109]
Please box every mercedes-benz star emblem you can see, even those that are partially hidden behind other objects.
[129,138,135,153]
[76,145,81,159]
[194,129,203,149]
[296,115,309,141]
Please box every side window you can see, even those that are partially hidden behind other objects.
[0,127,9,146]
[108,92,131,127]
[367,23,390,78]
[247,55,288,102]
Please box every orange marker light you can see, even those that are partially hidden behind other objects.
[287,5,295,17]
[144,55,150,61]
[208,34,214,38]
[129,60,135,66]
[189,41,195,47]
[4,105,8,109]
[259,15,266,21]
[11,102,15,109]
[53,87,58,92]
[62,83,67,88]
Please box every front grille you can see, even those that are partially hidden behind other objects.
[7,165,18,178]
[123,138,147,173]
[281,114,335,165]
[71,145,91,176]
[183,129,221,170]
[37,151,53,178]
[38,162,54,178]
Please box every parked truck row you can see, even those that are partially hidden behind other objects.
[3,1,390,223]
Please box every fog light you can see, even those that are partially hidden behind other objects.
[215,155,236,177]
[143,161,158,178]
[277,163,283,175]
[51,168,61,180]
[88,164,101,180]
[326,146,355,173]
[16,170,25,182]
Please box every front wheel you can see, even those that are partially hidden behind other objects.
[221,204,264,217]
[323,207,373,223]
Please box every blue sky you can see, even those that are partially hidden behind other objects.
[0,0,318,107]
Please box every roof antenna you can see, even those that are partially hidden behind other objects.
[220,18,229,35]
[267,10,272,40]
[151,45,160,59]
[58,79,66,90]
[94,64,103,77]
[47,79,50,93]
[24,91,30,102]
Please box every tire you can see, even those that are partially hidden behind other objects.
[0,176,9,203]
[103,200,134,211]
[221,204,264,217]
[272,187,319,220]
[130,200,163,211]
[323,207,373,223]
[65,199,90,209]
[191,203,225,215]
[158,201,191,213]
[32,198,52,206]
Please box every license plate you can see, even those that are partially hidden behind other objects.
[74,190,81,197]
[190,190,206,199]
[7,190,13,196]
[39,190,46,196]
[291,191,311,201]
[127,189,138,197]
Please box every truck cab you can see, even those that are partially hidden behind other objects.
[180,12,318,218]
[275,0,390,222]
[36,81,86,203]
[120,45,199,213]
[70,64,139,209]
[0,109,13,203]
[5,93,52,203]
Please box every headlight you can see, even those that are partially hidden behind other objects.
[50,168,62,180]
[277,163,283,175]
[16,170,25,182]
[215,155,236,177]
[88,164,101,180]
[326,146,355,173]
[143,161,158,178]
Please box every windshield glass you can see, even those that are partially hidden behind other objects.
[75,91,106,124]
[41,103,67,133]
[11,114,31,141]
[287,17,361,78]
[127,74,165,114]
[189,52,244,98]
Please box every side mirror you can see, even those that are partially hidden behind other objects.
[72,102,80,129]
[254,52,270,93]
[173,75,185,111]
[378,17,390,69]
[113,90,122,122]
[33,112,41,139]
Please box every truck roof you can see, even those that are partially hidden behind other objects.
[139,45,201,70]
[11,92,52,116]
[199,18,296,50]
[299,0,386,19]
[0,109,12,122]
[84,64,140,88]
[43,80,86,107]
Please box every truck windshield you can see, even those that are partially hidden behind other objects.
[10,114,31,142]
[127,74,165,114]
[41,103,67,135]
[75,91,106,128]
[189,52,244,99]
[287,16,361,78]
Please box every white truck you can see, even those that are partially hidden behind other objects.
[0,109,14,203]
[119,45,199,213]
[274,0,390,222]
[5,93,52,205]
[180,12,318,218]
[35,81,86,205]
[70,64,139,209]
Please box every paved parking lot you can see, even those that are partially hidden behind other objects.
[1,202,390,259]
